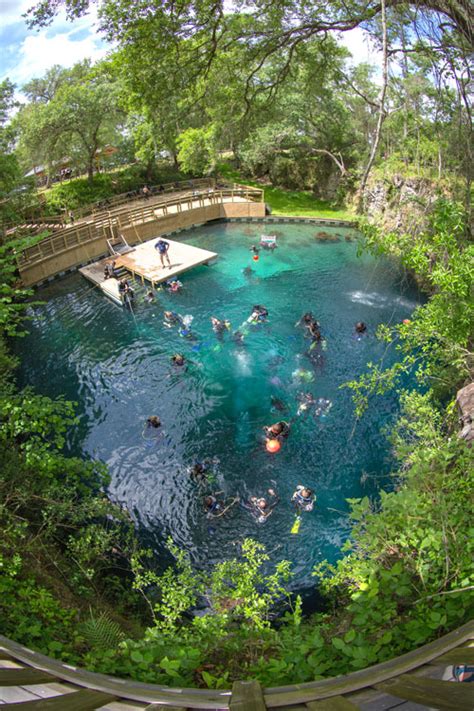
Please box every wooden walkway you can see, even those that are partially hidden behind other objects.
[0,621,472,709]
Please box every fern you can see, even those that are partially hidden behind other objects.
[81,610,125,651]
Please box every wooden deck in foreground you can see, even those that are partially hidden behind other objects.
[0,621,472,709]
[79,238,217,305]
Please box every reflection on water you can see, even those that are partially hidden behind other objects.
[15,222,422,585]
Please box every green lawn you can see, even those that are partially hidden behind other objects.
[219,164,354,221]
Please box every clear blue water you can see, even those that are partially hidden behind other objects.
[15,221,422,586]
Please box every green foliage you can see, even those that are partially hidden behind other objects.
[81,610,125,650]
[347,200,474,414]
[177,126,217,176]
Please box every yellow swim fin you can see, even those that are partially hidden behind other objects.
[291,516,301,534]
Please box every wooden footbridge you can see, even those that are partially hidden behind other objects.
[14,180,265,289]
[0,621,472,709]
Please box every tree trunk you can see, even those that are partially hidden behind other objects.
[356,0,389,214]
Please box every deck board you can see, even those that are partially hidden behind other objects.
[114,237,217,287]
[79,238,217,306]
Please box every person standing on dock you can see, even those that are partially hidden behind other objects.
[155,238,171,269]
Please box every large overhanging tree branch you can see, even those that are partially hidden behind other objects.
[25,0,473,45]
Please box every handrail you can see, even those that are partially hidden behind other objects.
[16,187,264,268]
[0,620,472,708]
[2,178,221,233]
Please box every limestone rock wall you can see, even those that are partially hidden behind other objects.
[362,174,440,235]
[456,383,474,446]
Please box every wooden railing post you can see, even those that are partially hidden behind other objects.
[231,680,266,710]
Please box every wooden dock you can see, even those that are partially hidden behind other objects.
[79,237,217,305]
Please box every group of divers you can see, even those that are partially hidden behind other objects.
[136,246,369,533]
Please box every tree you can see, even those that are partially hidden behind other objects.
[0,80,21,199]
[16,62,123,184]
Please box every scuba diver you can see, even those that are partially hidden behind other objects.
[163,310,182,328]
[296,392,316,416]
[292,485,316,512]
[263,420,290,440]
[314,397,332,418]
[118,279,134,306]
[171,353,186,367]
[189,457,220,485]
[354,321,368,339]
[295,312,319,329]
[204,493,239,518]
[248,305,268,324]
[243,488,279,524]
[167,278,183,293]
[270,395,288,413]
[211,316,231,335]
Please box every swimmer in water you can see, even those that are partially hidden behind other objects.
[163,310,182,328]
[295,312,319,329]
[314,398,332,418]
[233,330,245,344]
[167,278,182,293]
[243,488,279,523]
[271,395,288,413]
[297,392,316,416]
[248,304,268,324]
[263,421,290,440]
[354,321,368,339]
[171,353,186,367]
[211,316,231,334]
[292,485,316,512]
[145,290,155,303]
[190,461,210,484]
[292,368,315,383]
[307,320,322,341]
[146,416,161,428]
[204,493,239,518]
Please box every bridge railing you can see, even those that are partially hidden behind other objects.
[0,621,472,709]
[16,187,264,268]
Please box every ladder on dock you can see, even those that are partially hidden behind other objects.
[106,233,133,256]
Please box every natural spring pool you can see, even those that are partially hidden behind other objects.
[15,221,422,587]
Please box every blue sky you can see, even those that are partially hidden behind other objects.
[0,0,110,90]
[0,1,379,92]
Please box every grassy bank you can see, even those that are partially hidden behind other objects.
[219,164,354,221]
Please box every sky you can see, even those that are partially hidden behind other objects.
[0,1,381,91]
[0,0,110,88]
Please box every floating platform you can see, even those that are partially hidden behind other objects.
[114,237,217,288]
[79,237,217,306]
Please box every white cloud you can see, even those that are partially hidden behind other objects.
[339,28,382,67]
[0,5,111,86]
[0,0,32,25]
[11,30,109,85]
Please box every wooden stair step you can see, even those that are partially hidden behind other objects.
[0,668,56,685]
[0,689,117,709]
[306,696,360,710]
[375,674,473,711]
[432,647,474,665]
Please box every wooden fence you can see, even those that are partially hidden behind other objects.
[0,620,472,709]
[16,186,264,272]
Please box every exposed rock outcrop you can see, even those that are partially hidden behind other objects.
[362,174,442,235]
[456,382,474,446]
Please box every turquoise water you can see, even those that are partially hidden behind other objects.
[16,221,422,585]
